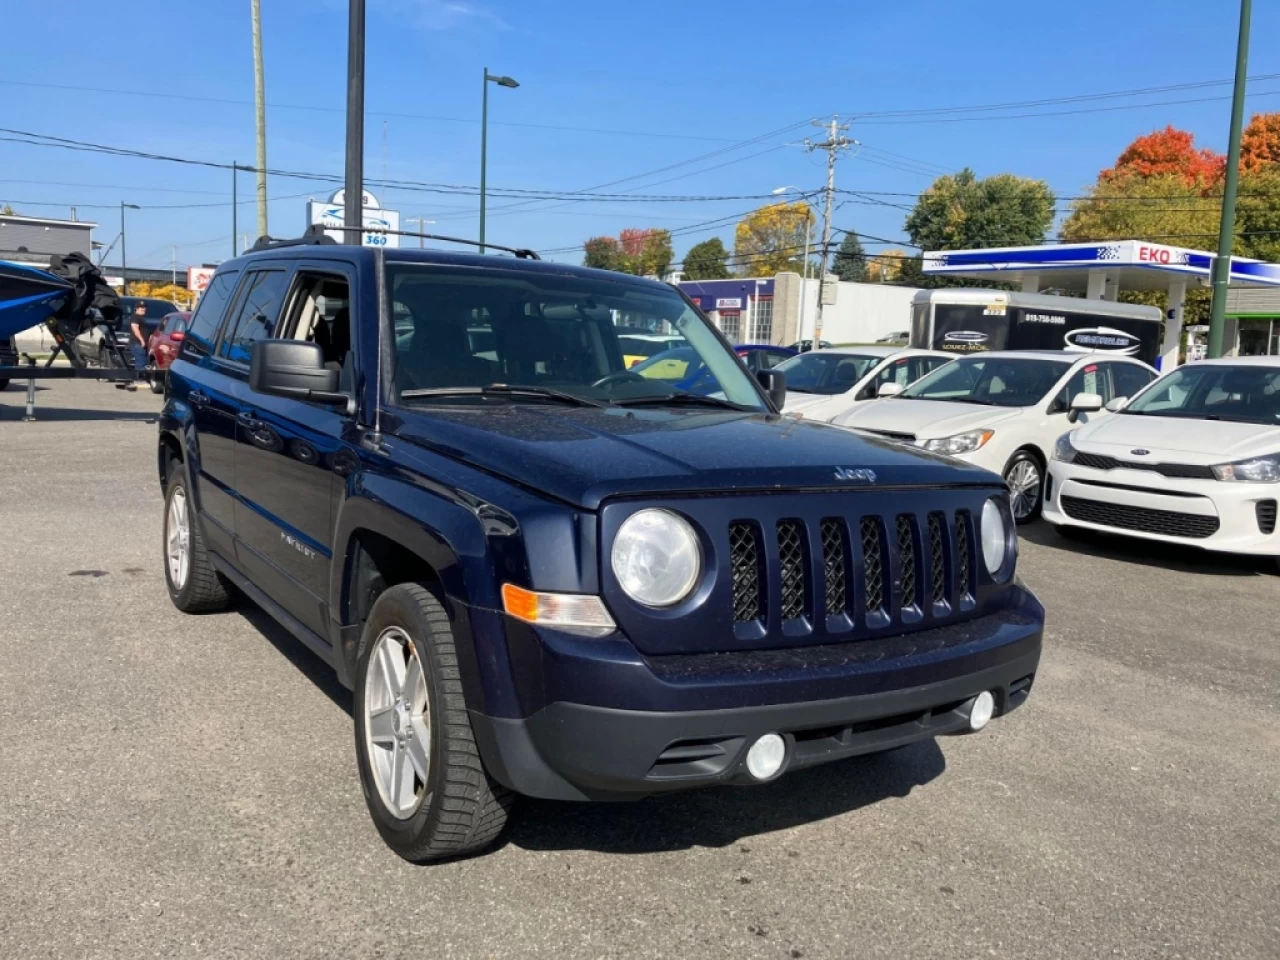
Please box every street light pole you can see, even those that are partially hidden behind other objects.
[479,67,519,254]
[1208,0,1252,359]
[405,217,435,248]
[119,202,139,295]
[344,0,366,246]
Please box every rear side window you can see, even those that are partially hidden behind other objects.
[183,270,241,358]
[218,269,290,365]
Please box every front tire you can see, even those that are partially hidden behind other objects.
[148,358,164,394]
[353,583,514,862]
[162,465,232,612]
[1003,450,1044,524]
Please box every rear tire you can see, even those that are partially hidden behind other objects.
[148,358,164,394]
[353,583,514,862]
[1003,450,1044,524]
[162,464,232,613]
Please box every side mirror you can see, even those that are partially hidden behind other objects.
[877,382,904,398]
[1067,391,1104,423]
[757,369,787,410]
[249,340,349,408]
[1105,396,1128,412]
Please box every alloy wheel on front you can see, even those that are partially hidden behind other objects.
[166,488,190,590]
[1006,459,1041,522]
[363,626,431,820]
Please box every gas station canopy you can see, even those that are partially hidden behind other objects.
[923,240,1280,367]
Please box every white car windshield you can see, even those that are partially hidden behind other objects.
[902,355,1071,407]
[773,352,880,395]
[1123,364,1280,425]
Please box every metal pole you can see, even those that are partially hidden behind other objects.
[120,202,128,296]
[479,67,489,254]
[1208,0,1252,359]
[232,161,238,258]
[344,0,366,245]
[24,374,36,421]
[798,207,811,349]
[251,0,269,240]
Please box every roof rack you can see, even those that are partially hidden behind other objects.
[248,225,541,260]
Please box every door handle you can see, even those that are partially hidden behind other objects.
[237,411,264,430]
[188,390,208,407]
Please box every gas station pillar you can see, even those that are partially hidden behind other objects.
[1160,280,1186,371]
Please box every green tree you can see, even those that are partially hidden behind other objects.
[1235,167,1280,263]
[905,168,1056,253]
[831,231,867,282]
[733,202,812,277]
[0,204,15,216]
[583,236,621,271]
[618,227,674,278]
[681,237,730,279]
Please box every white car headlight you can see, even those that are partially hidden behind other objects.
[922,429,994,456]
[1212,453,1280,483]
[980,498,1012,579]
[611,509,702,607]
[1052,431,1078,463]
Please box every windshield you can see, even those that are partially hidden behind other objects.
[618,334,681,365]
[773,352,880,395]
[1124,364,1280,424]
[385,264,765,411]
[902,355,1070,406]
[121,298,178,320]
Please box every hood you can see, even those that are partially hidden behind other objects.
[390,404,999,509]
[1074,413,1280,463]
[781,389,841,413]
[837,399,1024,438]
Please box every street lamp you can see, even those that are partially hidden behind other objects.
[774,186,813,349]
[480,67,519,254]
[120,202,140,295]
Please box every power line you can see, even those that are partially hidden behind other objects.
[0,78,740,144]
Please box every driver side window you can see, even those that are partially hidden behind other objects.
[1050,364,1113,413]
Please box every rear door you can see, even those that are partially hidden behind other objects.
[233,262,358,639]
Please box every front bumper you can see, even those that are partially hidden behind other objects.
[1044,461,1280,555]
[469,592,1043,801]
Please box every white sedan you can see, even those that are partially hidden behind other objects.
[835,350,1159,523]
[1045,357,1280,567]
[776,346,953,422]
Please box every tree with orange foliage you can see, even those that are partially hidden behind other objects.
[1102,125,1224,187]
[1240,113,1280,172]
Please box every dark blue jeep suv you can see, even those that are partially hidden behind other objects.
[158,236,1043,861]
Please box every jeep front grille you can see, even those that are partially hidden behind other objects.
[726,507,977,634]
[776,520,807,621]
[729,521,765,623]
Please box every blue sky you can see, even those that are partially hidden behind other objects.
[3,0,1278,270]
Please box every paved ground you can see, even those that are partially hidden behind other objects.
[1,380,1277,960]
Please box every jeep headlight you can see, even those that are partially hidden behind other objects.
[1211,453,1280,483]
[1052,431,1078,463]
[981,497,1013,580]
[922,429,994,456]
[611,509,701,607]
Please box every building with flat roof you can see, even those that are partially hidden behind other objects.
[0,212,97,268]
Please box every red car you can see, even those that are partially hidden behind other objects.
[146,311,191,393]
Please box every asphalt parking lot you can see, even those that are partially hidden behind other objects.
[1,380,1277,960]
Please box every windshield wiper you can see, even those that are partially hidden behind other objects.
[401,384,608,408]
[612,392,750,411]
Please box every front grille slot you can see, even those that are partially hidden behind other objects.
[1061,496,1220,539]
[1258,500,1277,535]
[955,512,973,597]
[729,521,765,622]
[927,513,947,607]
[896,515,918,610]
[1074,451,1216,480]
[860,517,886,616]
[776,520,807,621]
[820,519,848,617]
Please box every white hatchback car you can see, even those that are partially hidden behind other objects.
[777,346,953,422]
[835,350,1159,523]
[1045,357,1280,567]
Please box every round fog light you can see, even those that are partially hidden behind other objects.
[745,733,786,780]
[967,691,996,732]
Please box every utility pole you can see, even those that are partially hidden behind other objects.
[1208,0,1252,359]
[171,246,177,286]
[804,117,854,349]
[251,0,269,240]
[231,160,238,258]
[344,0,366,246]
[404,217,435,248]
